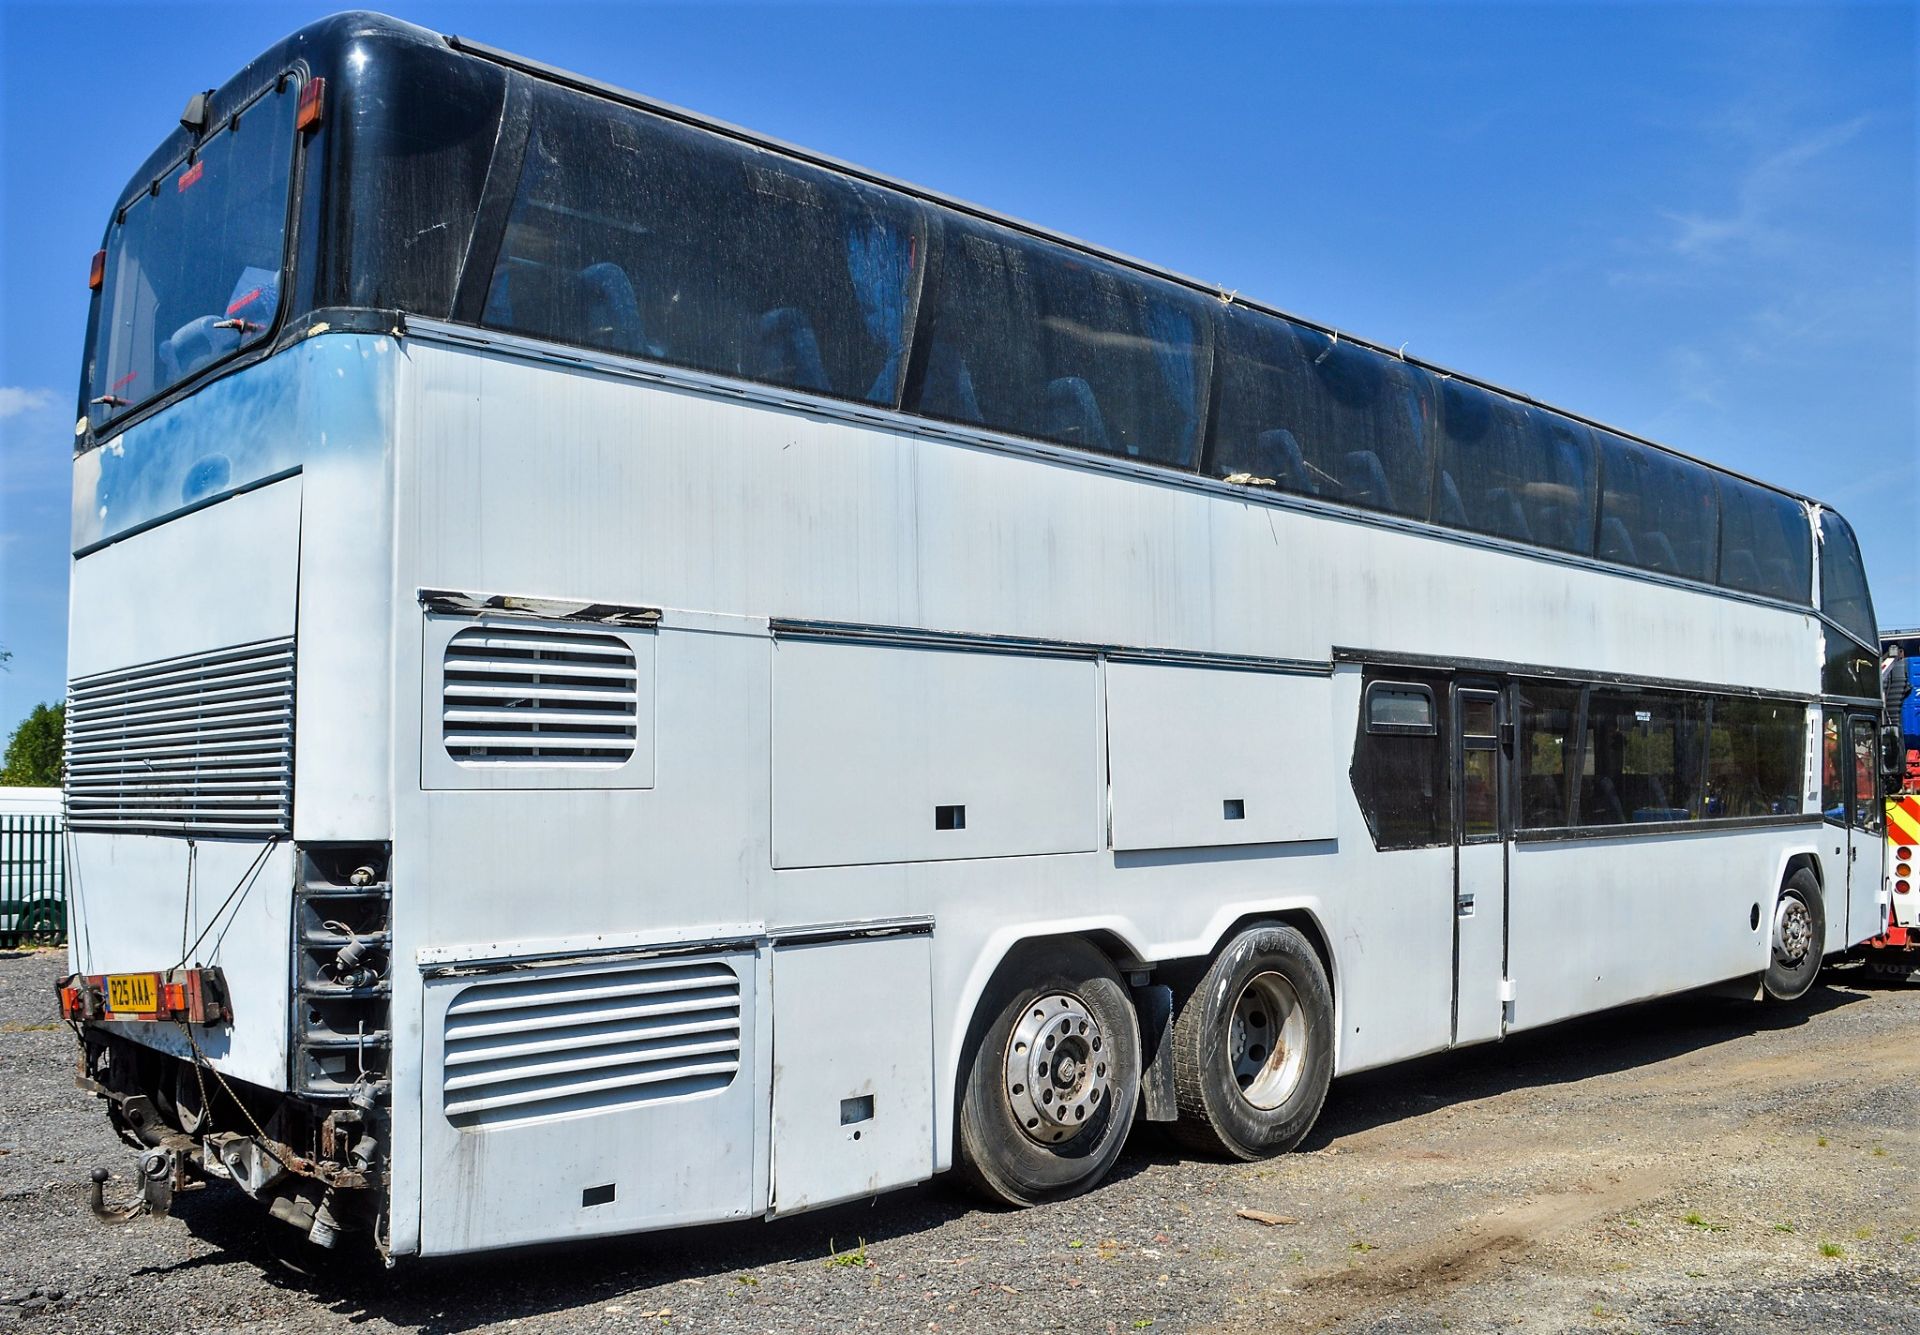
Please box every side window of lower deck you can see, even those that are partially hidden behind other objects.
[1580,690,1706,825]
[1526,684,1806,830]
[1351,673,1449,849]
[1706,698,1804,818]
[1516,683,1581,829]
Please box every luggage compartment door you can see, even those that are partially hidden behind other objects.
[769,930,935,1215]
[418,947,765,1255]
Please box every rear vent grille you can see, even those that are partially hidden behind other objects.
[65,638,295,835]
[443,626,638,767]
[442,959,742,1128]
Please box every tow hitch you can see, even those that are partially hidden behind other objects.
[86,1147,180,1222]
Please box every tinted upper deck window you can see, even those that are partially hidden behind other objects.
[1716,475,1810,604]
[1594,433,1720,583]
[330,40,506,316]
[1207,307,1433,519]
[484,84,920,407]
[1435,383,1597,554]
[906,218,1209,466]
[1816,510,1876,646]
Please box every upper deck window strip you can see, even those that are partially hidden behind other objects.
[449,62,1816,610]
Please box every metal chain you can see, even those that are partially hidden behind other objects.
[173,1018,300,1174]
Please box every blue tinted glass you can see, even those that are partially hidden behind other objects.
[86,81,299,425]
[1817,510,1876,644]
[1207,308,1432,519]
[486,84,919,407]
[907,219,1209,466]
[1594,435,1719,582]
[1436,385,1597,554]
[1716,476,1810,603]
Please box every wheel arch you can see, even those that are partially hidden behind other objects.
[1776,846,1835,956]
[935,900,1342,1173]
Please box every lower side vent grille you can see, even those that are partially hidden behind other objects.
[441,958,742,1128]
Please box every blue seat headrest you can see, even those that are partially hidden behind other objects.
[753,308,829,393]
[1046,377,1112,452]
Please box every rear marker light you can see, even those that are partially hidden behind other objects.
[87,249,105,292]
[296,77,326,132]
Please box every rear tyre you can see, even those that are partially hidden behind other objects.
[1170,922,1334,1160]
[17,901,63,947]
[1762,870,1825,1002]
[954,939,1141,1207]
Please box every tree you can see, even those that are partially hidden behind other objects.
[1,703,64,786]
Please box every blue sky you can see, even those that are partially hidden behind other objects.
[1,1,1914,740]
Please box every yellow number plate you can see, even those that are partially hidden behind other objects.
[105,973,160,1015]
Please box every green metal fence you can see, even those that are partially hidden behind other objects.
[0,814,66,948]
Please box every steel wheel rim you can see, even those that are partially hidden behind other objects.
[1004,992,1109,1146]
[1773,895,1813,966]
[1230,971,1307,1110]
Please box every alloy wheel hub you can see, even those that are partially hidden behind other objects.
[1773,897,1812,965]
[1004,993,1108,1145]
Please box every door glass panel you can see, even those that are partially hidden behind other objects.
[1852,719,1883,834]
[1461,695,1497,738]
[1462,749,1499,839]
[1822,712,1846,822]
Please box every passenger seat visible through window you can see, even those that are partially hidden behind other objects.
[752,308,830,393]
[1339,451,1393,511]
[1597,517,1639,566]
[578,262,653,358]
[1046,377,1112,453]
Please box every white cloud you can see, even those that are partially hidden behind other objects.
[0,387,57,421]
[1658,116,1870,262]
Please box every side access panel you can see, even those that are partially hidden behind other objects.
[1105,662,1334,850]
[770,638,1103,869]
[769,931,935,1214]
[417,947,766,1255]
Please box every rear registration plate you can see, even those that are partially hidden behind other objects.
[105,973,160,1016]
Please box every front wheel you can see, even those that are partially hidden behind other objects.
[1762,870,1825,1001]
[954,939,1141,1207]
[1169,922,1334,1160]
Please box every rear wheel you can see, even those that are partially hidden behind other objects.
[16,900,63,947]
[1170,922,1334,1160]
[955,939,1141,1207]
[1762,870,1825,1001]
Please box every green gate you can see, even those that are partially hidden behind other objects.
[0,814,66,948]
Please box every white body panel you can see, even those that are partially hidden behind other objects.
[68,476,301,680]
[377,332,1834,1253]
[769,933,936,1214]
[770,639,1103,868]
[1105,663,1335,851]
[68,834,297,1090]
[66,329,1858,1258]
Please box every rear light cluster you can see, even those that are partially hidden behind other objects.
[57,968,230,1024]
[1897,844,1914,897]
[296,76,326,132]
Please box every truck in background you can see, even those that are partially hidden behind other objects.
[1866,629,1920,977]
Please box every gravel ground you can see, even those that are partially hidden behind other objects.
[2,946,1916,1333]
